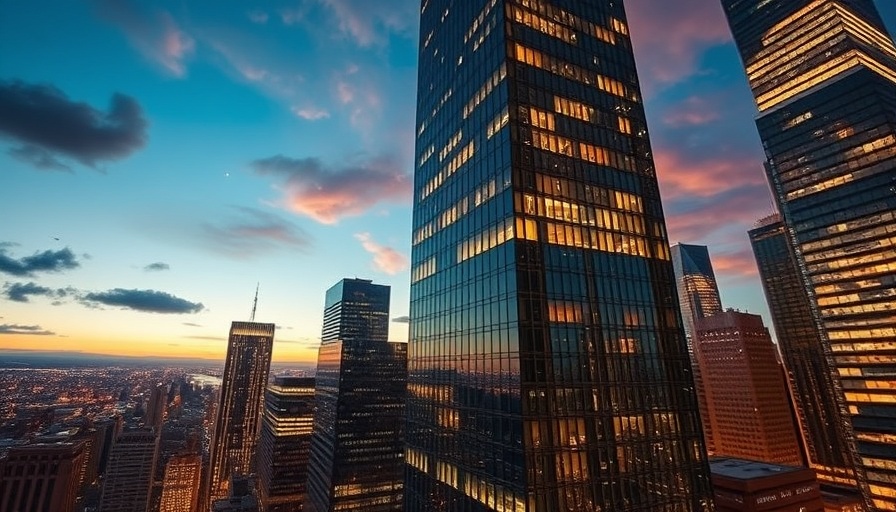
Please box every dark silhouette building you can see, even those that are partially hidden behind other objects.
[694,311,803,467]
[406,1,713,510]
[99,428,159,512]
[207,322,275,504]
[749,215,860,492]
[257,376,316,512]
[0,440,87,512]
[722,1,896,508]
[306,279,407,512]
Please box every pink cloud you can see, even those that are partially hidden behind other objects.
[291,106,330,120]
[661,96,721,127]
[654,149,766,199]
[319,0,416,47]
[711,247,760,279]
[626,0,732,92]
[355,233,408,275]
[200,207,312,259]
[94,0,194,77]
[252,154,411,224]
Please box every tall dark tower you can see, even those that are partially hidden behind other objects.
[406,1,713,510]
[721,2,896,509]
[749,215,860,493]
[306,279,407,512]
[207,321,275,504]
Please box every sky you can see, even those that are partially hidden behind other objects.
[2,0,895,363]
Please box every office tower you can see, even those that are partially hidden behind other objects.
[99,428,160,512]
[145,382,168,430]
[749,215,859,490]
[721,1,896,508]
[694,311,803,467]
[709,458,824,512]
[257,376,316,512]
[671,243,724,455]
[407,1,713,510]
[321,277,390,343]
[0,440,87,512]
[671,244,723,341]
[207,321,275,503]
[212,476,259,512]
[306,279,407,512]
[159,453,201,512]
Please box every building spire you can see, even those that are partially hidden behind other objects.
[250,283,259,322]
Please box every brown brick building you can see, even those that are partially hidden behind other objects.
[711,457,824,512]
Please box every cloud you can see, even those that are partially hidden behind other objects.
[144,262,170,272]
[0,246,80,277]
[3,282,69,303]
[205,36,302,98]
[82,288,204,314]
[8,145,72,172]
[252,154,411,224]
[654,149,767,200]
[710,246,760,280]
[248,10,269,24]
[664,184,773,242]
[182,322,202,327]
[93,0,194,77]
[201,206,312,259]
[318,0,417,47]
[0,80,148,169]
[291,106,330,120]
[0,324,55,336]
[355,233,408,275]
[661,96,721,127]
[392,315,410,324]
[626,0,732,91]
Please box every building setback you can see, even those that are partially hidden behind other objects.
[257,376,316,512]
[721,1,896,508]
[306,279,407,512]
[206,321,275,504]
[710,457,824,512]
[406,0,713,510]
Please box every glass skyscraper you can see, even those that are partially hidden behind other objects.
[306,279,407,512]
[407,1,713,510]
[722,1,896,509]
[207,322,275,505]
[749,215,860,492]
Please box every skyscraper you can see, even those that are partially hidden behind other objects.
[694,310,803,467]
[671,243,724,455]
[207,321,275,503]
[257,376,316,512]
[407,1,713,510]
[749,215,859,490]
[306,279,407,512]
[721,2,896,508]
[159,453,202,512]
[99,428,160,512]
[0,440,87,512]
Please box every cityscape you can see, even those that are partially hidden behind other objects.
[1,1,895,512]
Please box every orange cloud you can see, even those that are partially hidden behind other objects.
[355,233,408,275]
[654,149,767,199]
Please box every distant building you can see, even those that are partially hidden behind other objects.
[212,475,259,512]
[144,382,168,430]
[99,428,160,512]
[671,243,724,454]
[710,457,823,512]
[306,279,406,512]
[695,311,802,466]
[257,376,316,511]
[207,321,275,504]
[0,440,87,512]
[159,453,201,512]
[749,215,859,489]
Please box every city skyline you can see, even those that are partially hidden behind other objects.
[2,0,896,364]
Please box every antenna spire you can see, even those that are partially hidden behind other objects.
[250,283,259,322]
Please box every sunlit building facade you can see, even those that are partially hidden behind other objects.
[722,1,896,509]
[694,310,803,467]
[257,376,316,512]
[749,215,860,491]
[407,1,713,510]
[159,453,201,512]
[207,322,275,504]
[307,279,407,512]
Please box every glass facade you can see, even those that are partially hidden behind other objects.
[257,376,316,512]
[207,322,275,504]
[306,280,407,512]
[722,1,896,509]
[407,1,713,510]
[749,215,860,489]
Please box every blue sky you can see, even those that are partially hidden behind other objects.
[2,0,894,361]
